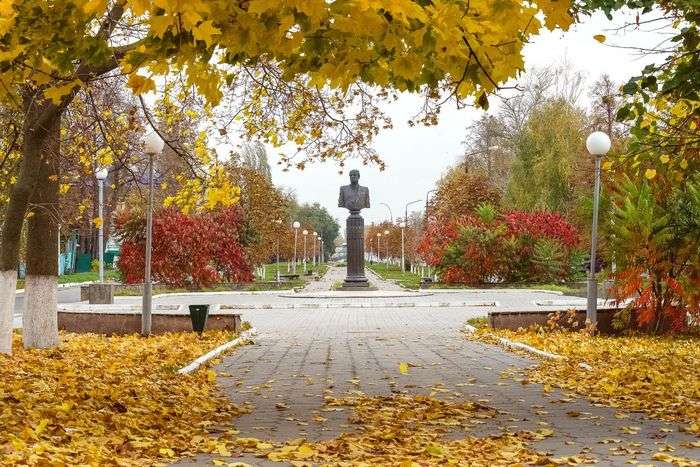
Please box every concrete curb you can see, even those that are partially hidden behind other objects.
[463,324,563,361]
[177,328,257,375]
[221,301,497,310]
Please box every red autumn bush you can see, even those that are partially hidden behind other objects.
[503,211,579,248]
[115,207,253,288]
[418,209,580,284]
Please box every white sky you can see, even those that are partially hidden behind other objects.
[266,9,671,229]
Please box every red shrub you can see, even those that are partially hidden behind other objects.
[115,207,253,288]
[418,211,580,284]
[503,211,579,248]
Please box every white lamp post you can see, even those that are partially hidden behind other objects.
[585,131,612,328]
[376,233,381,262]
[383,229,390,264]
[275,219,282,283]
[292,221,300,274]
[95,167,109,283]
[302,229,308,272]
[312,232,318,266]
[141,131,165,337]
[399,221,406,272]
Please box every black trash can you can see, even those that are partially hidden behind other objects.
[188,305,210,334]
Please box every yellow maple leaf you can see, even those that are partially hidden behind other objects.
[192,20,221,47]
[593,34,606,43]
[127,74,156,95]
[399,362,409,374]
[92,217,103,228]
[82,0,106,15]
[44,80,81,105]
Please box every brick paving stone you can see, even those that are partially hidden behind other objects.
[173,267,699,466]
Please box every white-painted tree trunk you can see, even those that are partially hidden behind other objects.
[0,270,16,355]
[23,275,58,349]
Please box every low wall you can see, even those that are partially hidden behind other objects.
[58,308,241,335]
[488,308,619,333]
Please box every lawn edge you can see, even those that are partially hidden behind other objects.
[178,328,257,374]
[463,324,564,361]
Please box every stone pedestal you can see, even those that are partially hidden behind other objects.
[342,211,371,290]
[87,283,115,304]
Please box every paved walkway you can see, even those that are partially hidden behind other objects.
[176,267,699,466]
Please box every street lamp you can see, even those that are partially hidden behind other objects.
[379,202,393,223]
[312,232,318,266]
[376,232,381,262]
[95,167,109,283]
[399,221,406,272]
[302,229,308,272]
[383,229,389,263]
[320,238,324,263]
[141,131,164,337]
[424,191,436,214]
[275,219,282,283]
[585,131,611,328]
[292,221,300,274]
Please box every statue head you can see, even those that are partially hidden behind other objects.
[349,169,360,185]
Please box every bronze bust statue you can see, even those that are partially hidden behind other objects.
[338,169,370,213]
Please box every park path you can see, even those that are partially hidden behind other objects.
[300,264,404,292]
[177,266,698,466]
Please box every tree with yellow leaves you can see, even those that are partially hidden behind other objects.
[0,0,575,352]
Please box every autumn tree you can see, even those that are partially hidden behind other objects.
[289,203,340,261]
[429,168,501,221]
[0,0,575,353]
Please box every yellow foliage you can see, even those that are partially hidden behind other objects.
[471,328,700,426]
[255,394,551,465]
[0,331,246,465]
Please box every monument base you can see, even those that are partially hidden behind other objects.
[340,278,376,291]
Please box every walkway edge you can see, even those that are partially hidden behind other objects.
[463,324,563,361]
[178,328,257,375]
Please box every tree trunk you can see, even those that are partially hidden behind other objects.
[23,111,61,349]
[0,93,60,354]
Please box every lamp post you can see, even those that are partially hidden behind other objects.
[399,221,406,272]
[383,229,389,263]
[320,238,324,263]
[302,229,308,272]
[379,202,393,223]
[95,167,109,283]
[141,131,164,337]
[292,221,300,274]
[585,131,611,328]
[376,232,381,262]
[275,219,282,283]
[312,232,318,266]
[424,191,436,214]
[405,199,422,226]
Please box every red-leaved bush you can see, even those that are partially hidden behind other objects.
[115,207,253,288]
[502,211,579,248]
[418,210,580,284]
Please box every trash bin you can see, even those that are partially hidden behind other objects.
[188,305,210,334]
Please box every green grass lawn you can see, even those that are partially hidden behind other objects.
[260,261,329,281]
[17,270,121,289]
[366,262,422,289]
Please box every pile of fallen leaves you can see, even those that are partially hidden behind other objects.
[472,327,700,432]
[0,331,246,465]
[229,393,551,466]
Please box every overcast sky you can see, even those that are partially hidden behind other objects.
[265,8,670,230]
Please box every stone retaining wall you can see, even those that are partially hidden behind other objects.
[58,311,241,335]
